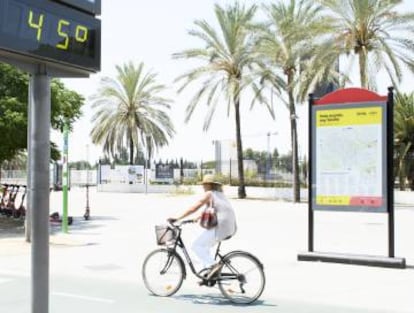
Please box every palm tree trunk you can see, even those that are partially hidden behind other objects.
[398,143,411,190]
[234,97,246,199]
[288,72,300,202]
[399,158,406,191]
[358,47,368,89]
[129,134,134,165]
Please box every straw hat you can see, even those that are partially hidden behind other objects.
[201,174,222,185]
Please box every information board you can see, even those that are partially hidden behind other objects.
[156,164,174,180]
[311,102,387,212]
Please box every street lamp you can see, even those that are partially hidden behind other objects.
[266,132,278,181]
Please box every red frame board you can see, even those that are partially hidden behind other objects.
[311,88,388,213]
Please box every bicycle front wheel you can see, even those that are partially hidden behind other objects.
[142,249,185,297]
[218,251,265,304]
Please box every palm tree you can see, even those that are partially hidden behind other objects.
[90,62,175,164]
[394,92,414,190]
[317,0,414,89]
[256,0,328,202]
[173,3,270,199]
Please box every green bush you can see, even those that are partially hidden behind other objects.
[229,177,293,188]
[170,185,195,195]
[180,177,199,185]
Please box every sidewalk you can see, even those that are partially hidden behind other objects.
[1,187,414,312]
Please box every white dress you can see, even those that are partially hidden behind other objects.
[210,191,237,241]
[192,190,237,268]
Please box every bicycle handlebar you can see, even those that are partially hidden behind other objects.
[181,219,196,225]
[167,219,195,228]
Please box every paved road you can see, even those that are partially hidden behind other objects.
[0,187,414,312]
[1,271,402,313]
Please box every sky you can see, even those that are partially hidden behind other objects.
[56,0,414,164]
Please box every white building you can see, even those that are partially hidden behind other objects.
[214,140,257,178]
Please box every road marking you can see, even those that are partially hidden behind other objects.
[52,292,115,304]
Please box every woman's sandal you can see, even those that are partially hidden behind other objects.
[197,263,223,285]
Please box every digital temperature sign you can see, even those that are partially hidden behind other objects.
[0,0,101,73]
[54,0,101,15]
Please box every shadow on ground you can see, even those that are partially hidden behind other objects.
[173,293,275,308]
[0,215,118,239]
[49,215,118,235]
[0,217,24,239]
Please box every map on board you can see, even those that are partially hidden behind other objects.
[315,106,384,208]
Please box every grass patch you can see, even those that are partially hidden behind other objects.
[169,185,195,196]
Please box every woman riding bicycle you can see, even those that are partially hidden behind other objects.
[144,175,264,303]
[168,174,237,280]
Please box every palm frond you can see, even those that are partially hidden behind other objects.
[90,62,175,161]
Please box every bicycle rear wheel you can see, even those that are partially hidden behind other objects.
[218,251,265,304]
[142,249,185,297]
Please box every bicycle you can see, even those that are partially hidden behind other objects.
[142,220,265,304]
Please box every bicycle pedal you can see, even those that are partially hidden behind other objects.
[198,279,216,287]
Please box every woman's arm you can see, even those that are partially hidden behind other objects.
[170,191,211,221]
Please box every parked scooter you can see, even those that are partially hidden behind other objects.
[2,185,19,217]
[13,185,27,219]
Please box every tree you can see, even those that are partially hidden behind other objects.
[246,149,292,174]
[317,0,414,89]
[0,97,26,164]
[114,147,130,165]
[173,3,269,198]
[51,80,83,131]
[69,160,92,170]
[394,92,414,190]
[134,148,146,165]
[1,151,27,170]
[272,148,280,168]
[256,0,327,202]
[98,155,111,165]
[0,63,84,165]
[244,148,274,176]
[90,62,175,165]
[279,152,293,173]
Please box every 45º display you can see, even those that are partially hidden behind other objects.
[27,9,89,51]
[0,0,101,73]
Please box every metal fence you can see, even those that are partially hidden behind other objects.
[0,169,96,187]
[1,166,296,187]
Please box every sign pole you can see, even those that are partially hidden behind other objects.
[30,65,51,313]
[387,87,395,258]
[62,122,69,233]
[25,76,34,242]
[308,94,315,252]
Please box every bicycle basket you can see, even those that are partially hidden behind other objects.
[155,225,177,245]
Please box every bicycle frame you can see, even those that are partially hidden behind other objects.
[166,226,207,280]
[145,221,265,303]
[166,224,240,283]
